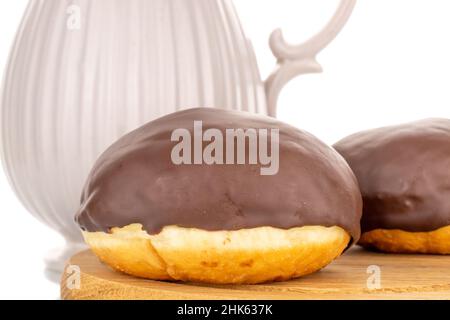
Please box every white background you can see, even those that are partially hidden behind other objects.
[1,0,450,299]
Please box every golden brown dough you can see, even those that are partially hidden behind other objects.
[359,226,450,254]
[83,224,350,284]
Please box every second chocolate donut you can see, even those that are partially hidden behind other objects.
[335,118,450,254]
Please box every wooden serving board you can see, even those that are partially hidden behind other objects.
[61,248,450,300]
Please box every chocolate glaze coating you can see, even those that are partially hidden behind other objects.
[75,108,362,242]
[334,118,450,233]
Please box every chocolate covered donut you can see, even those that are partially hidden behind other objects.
[334,118,450,254]
[76,108,362,284]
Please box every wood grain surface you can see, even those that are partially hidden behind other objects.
[61,248,450,300]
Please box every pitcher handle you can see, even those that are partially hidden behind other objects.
[265,0,357,117]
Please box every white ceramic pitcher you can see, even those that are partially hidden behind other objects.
[0,0,356,276]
